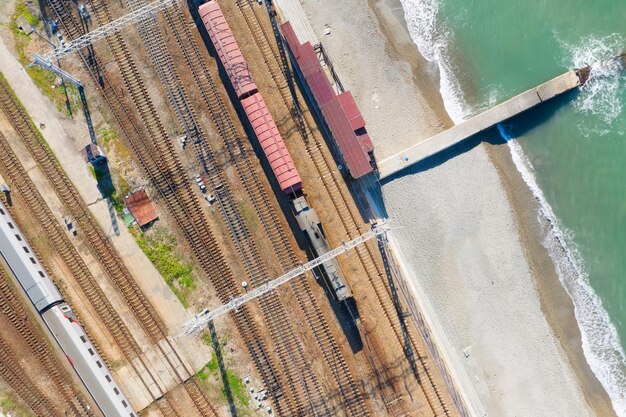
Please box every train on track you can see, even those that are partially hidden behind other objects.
[198,0,352,301]
[0,200,136,417]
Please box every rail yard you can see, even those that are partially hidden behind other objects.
[0,1,461,416]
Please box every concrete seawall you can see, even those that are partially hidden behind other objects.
[378,70,581,179]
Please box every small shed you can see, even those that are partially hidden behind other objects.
[123,189,158,228]
[81,143,106,165]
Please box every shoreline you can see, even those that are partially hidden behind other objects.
[297,0,616,415]
[486,138,617,417]
[372,0,617,415]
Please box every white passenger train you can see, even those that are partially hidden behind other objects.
[0,200,137,417]
[292,196,352,301]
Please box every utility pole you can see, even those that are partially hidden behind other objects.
[31,54,97,144]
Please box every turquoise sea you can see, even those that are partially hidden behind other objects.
[399,0,625,413]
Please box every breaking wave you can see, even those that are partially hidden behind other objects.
[399,0,468,122]
[557,32,625,136]
[500,125,626,416]
[399,0,626,414]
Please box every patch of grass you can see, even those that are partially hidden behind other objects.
[131,227,196,307]
[201,331,213,347]
[98,125,118,144]
[195,352,249,407]
[97,124,131,162]
[13,1,39,27]
[239,200,258,232]
[206,353,219,373]
[196,366,211,381]
[227,371,249,407]
[117,176,130,199]
[10,1,79,113]
[108,175,130,214]
[0,392,35,417]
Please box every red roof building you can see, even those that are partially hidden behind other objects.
[123,190,158,227]
[337,91,365,132]
[281,22,375,179]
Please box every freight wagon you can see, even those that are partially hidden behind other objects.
[197,0,352,301]
[199,0,302,196]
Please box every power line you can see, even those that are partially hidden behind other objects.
[179,221,390,337]
[36,0,179,63]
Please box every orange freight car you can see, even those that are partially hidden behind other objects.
[199,1,258,99]
[241,93,302,194]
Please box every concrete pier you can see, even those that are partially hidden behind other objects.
[378,70,582,179]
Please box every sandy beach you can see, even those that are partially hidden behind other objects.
[298,0,616,415]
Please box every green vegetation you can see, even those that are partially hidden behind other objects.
[223,368,249,408]
[131,227,196,307]
[98,125,118,144]
[239,200,258,232]
[13,1,39,26]
[10,0,79,113]
[97,123,131,162]
[195,351,249,408]
[201,330,213,347]
[0,392,35,417]
[93,123,131,213]
[90,163,127,213]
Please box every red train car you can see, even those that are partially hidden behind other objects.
[199,1,258,99]
[241,94,302,194]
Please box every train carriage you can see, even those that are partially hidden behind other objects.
[0,200,136,417]
[241,93,302,194]
[199,1,258,99]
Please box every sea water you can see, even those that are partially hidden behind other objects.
[399,0,626,413]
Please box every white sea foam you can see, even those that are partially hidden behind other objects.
[399,0,468,123]
[398,0,626,414]
[557,32,626,136]
[500,125,626,416]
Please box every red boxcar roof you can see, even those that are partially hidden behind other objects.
[123,190,158,227]
[241,94,302,194]
[199,2,257,99]
[305,69,336,107]
[357,132,374,153]
[337,91,366,132]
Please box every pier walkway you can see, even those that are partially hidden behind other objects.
[378,70,582,179]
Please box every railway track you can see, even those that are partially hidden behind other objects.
[157,2,372,415]
[0,16,208,417]
[0,69,168,345]
[0,265,92,417]
[131,2,362,415]
[231,0,454,415]
[0,122,189,414]
[43,0,283,415]
[0,335,59,416]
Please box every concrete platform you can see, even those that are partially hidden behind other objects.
[273,0,319,46]
[378,70,581,179]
